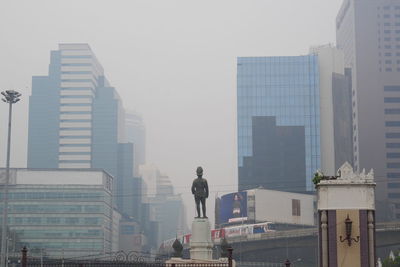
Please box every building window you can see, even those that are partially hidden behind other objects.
[387,153,400,158]
[386,68,393,72]
[388,173,400,178]
[385,98,400,103]
[65,218,79,225]
[388,183,400,188]
[47,218,61,224]
[27,217,42,224]
[385,86,400,91]
[386,121,400,127]
[386,133,400,138]
[388,163,400,168]
[387,143,400,148]
[385,109,400,115]
[292,199,301,216]
[386,60,393,64]
[389,193,400,198]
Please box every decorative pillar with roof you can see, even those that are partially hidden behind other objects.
[316,162,376,267]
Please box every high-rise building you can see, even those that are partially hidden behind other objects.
[237,46,353,192]
[125,110,146,177]
[27,44,139,220]
[336,0,400,220]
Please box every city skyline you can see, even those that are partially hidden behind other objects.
[0,0,344,225]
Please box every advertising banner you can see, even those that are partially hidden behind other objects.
[219,191,247,224]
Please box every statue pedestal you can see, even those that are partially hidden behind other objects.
[190,218,213,260]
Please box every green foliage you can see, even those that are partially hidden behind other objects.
[312,171,324,186]
[383,252,400,267]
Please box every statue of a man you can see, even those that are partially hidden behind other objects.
[191,166,209,218]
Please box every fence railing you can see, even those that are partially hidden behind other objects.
[19,247,234,267]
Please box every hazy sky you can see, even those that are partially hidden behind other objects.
[0,0,343,227]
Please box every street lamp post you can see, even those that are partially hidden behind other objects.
[0,90,21,267]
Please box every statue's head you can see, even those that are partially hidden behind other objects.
[196,166,203,177]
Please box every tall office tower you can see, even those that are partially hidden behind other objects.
[27,44,137,217]
[125,110,146,177]
[237,46,353,192]
[336,0,400,220]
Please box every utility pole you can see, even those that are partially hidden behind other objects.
[0,90,21,267]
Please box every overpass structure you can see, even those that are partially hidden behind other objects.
[180,222,400,267]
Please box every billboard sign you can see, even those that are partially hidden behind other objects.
[219,191,247,224]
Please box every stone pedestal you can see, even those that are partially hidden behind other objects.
[190,218,213,260]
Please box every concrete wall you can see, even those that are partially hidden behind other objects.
[250,189,315,226]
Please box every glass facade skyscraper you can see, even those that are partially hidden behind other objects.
[237,55,320,192]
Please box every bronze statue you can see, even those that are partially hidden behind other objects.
[191,166,209,218]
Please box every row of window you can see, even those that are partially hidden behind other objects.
[59,160,91,164]
[388,163,400,168]
[60,95,92,99]
[0,204,109,214]
[386,133,400,138]
[381,22,400,26]
[61,103,92,106]
[382,52,400,57]
[388,173,400,178]
[387,143,400,148]
[385,97,400,103]
[61,55,92,59]
[382,67,400,72]
[385,109,400,114]
[59,152,91,155]
[7,216,103,226]
[60,119,91,123]
[381,14,400,18]
[0,191,105,200]
[385,86,400,91]
[380,6,400,10]
[26,241,103,250]
[15,229,102,238]
[60,144,91,147]
[60,127,91,131]
[388,183,400,188]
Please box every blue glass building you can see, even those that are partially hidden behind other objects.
[237,55,321,192]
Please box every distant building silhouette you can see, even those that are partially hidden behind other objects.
[125,110,146,177]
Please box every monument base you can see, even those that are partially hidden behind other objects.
[190,218,213,260]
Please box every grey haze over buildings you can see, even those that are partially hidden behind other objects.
[0,0,343,224]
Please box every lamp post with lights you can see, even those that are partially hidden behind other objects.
[0,90,21,267]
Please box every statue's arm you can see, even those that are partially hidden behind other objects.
[205,180,209,198]
[191,181,195,195]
